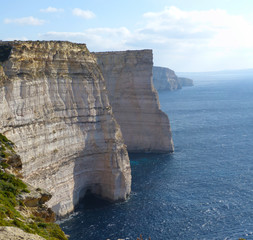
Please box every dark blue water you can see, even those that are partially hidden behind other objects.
[60,73,253,240]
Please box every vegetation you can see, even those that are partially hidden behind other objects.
[0,133,15,159]
[0,167,67,239]
[0,133,68,240]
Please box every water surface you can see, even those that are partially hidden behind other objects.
[61,73,253,240]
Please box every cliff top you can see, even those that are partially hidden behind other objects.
[153,66,176,73]
[0,40,86,47]
[95,49,152,55]
[0,40,94,64]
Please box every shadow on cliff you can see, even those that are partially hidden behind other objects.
[75,189,112,210]
[71,145,113,212]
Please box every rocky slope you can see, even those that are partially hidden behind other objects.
[0,41,131,217]
[0,133,67,240]
[153,66,193,91]
[0,227,46,240]
[95,50,174,153]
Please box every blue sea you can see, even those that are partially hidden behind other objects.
[60,71,253,240]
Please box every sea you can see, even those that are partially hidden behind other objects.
[60,70,253,240]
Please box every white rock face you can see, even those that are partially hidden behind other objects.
[95,50,174,153]
[0,41,131,217]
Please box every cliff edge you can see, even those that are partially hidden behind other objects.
[0,41,131,217]
[95,50,174,153]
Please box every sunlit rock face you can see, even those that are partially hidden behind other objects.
[0,41,131,217]
[153,66,181,91]
[153,66,194,91]
[95,50,174,153]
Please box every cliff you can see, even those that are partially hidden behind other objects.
[153,66,181,91]
[0,41,131,217]
[153,66,193,91]
[95,50,174,153]
[177,77,194,87]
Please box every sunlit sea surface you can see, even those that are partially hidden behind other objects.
[60,71,253,240]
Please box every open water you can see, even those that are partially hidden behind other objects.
[60,72,253,240]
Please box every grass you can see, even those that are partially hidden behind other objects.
[0,133,15,153]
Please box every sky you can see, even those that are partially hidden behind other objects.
[1,0,253,72]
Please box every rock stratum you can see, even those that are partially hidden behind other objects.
[0,41,131,217]
[95,50,174,153]
[153,66,193,91]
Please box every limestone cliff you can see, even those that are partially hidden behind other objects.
[153,66,181,91]
[0,41,131,217]
[153,66,193,91]
[95,50,174,153]
[177,77,194,87]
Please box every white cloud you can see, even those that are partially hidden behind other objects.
[72,8,95,19]
[136,6,253,70]
[140,6,253,48]
[4,16,45,26]
[40,7,64,13]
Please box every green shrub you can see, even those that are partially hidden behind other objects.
[0,133,15,152]
[0,161,9,169]
[0,169,68,239]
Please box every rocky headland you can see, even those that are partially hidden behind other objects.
[153,66,193,91]
[177,77,194,87]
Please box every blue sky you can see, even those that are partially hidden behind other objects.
[1,0,253,72]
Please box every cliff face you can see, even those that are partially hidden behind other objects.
[153,66,193,91]
[0,41,131,217]
[178,77,194,87]
[153,66,181,91]
[95,50,174,153]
